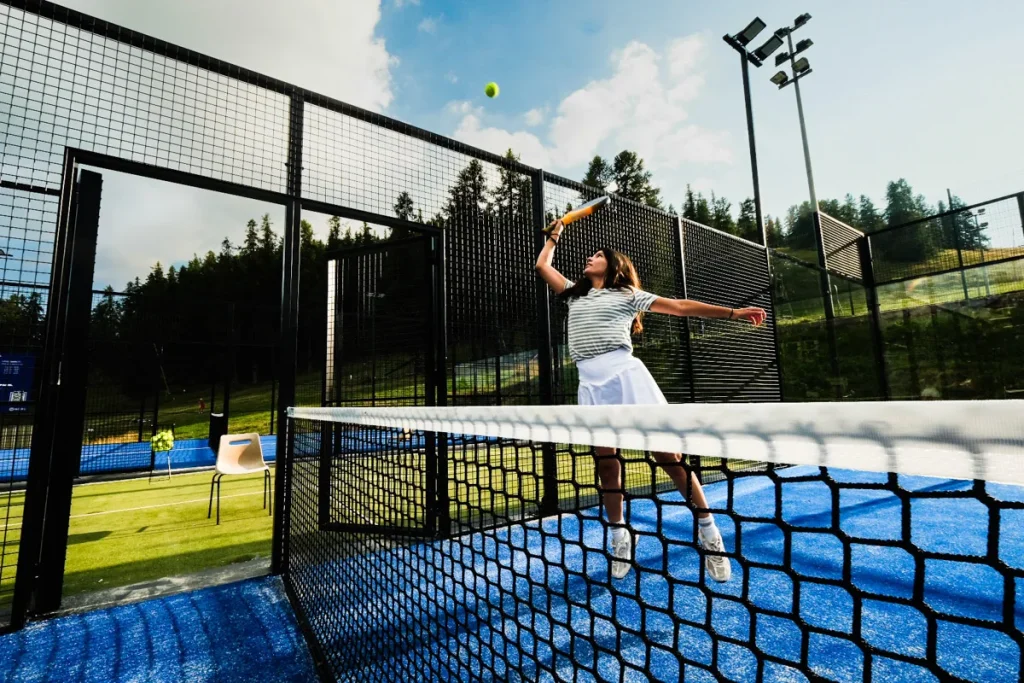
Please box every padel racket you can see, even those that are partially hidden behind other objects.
[543,195,611,233]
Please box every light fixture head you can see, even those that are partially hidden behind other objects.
[775,51,790,66]
[979,222,989,228]
[977,208,986,215]
[795,38,814,54]
[794,13,812,28]
[793,57,811,74]
[770,71,789,86]
[734,17,767,46]
[753,34,784,62]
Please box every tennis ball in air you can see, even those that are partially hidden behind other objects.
[484,82,499,98]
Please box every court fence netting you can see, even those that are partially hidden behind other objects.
[281,400,1024,683]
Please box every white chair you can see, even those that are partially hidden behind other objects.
[207,433,272,525]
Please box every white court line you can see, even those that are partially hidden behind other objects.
[1,490,269,531]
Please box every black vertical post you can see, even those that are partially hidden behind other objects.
[947,189,970,302]
[433,232,451,538]
[1017,193,1024,241]
[35,169,103,614]
[813,212,842,398]
[739,55,766,245]
[532,171,559,516]
[272,93,303,576]
[859,236,891,400]
[674,217,697,403]
[12,152,80,627]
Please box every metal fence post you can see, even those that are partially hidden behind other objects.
[859,236,891,400]
[674,217,697,403]
[1017,193,1024,241]
[813,212,842,398]
[272,92,303,575]
[532,171,559,516]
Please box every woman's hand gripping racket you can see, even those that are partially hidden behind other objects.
[543,195,611,234]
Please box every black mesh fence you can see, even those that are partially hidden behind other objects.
[683,220,780,403]
[818,211,864,282]
[771,252,882,401]
[545,181,691,405]
[869,193,1024,286]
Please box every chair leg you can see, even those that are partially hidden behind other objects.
[265,469,272,515]
[216,477,221,525]
[208,474,217,519]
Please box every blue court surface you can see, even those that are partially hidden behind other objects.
[0,577,317,683]
[0,436,278,483]
[307,465,1023,683]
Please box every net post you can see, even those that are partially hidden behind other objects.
[813,211,842,398]
[432,231,451,538]
[1017,192,1024,241]
[859,235,891,399]
[272,91,304,576]
[533,170,559,517]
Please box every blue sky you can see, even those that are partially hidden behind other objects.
[378,0,1024,218]
[58,0,1024,288]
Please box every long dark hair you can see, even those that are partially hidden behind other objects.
[559,247,645,336]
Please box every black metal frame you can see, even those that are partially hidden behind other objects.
[207,468,272,526]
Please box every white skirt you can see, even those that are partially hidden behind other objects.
[576,348,668,406]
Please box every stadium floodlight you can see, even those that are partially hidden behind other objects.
[775,51,790,67]
[794,13,812,28]
[795,38,814,54]
[771,71,789,87]
[793,57,811,74]
[734,17,767,46]
[753,35,784,62]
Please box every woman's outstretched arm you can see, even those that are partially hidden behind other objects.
[535,219,569,293]
[649,298,767,325]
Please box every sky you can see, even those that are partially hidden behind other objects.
[54,0,1024,289]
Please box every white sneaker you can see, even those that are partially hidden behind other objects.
[699,525,731,583]
[610,531,633,579]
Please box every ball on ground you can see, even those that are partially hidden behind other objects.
[484,82,499,98]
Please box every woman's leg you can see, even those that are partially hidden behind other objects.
[651,452,710,517]
[595,447,624,524]
[652,451,731,582]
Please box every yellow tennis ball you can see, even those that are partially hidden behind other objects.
[484,82,499,98]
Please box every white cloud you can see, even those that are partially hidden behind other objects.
[450,34,732,177]
[394,0,419,7]
[454,115,551,168]
[446,100,481,116]
[446,71,459,84]
[524,108,546,127]
[418,16,439,33]
[63,0,397,112]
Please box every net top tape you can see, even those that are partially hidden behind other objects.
[289,400,1024,487]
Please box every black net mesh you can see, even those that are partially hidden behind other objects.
[285,410,1024,683]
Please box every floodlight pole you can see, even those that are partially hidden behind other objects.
[787,32,818,212]
[723,33,766,245]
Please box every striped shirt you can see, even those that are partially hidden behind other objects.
[563,280,660,362]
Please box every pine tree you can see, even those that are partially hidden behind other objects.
[582,156,612,191]
[610,151,662,209]
[857,196,885,234]
[327,216,342,250]
[682,185,697,221]
[243,219,259,255]
[736,198,758,242]
[694,192,712,226]
[259,214,277,254]
[394,191,415,222]
[710,193,735,235]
